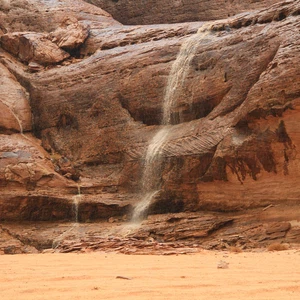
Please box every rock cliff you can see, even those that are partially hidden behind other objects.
[84,0,285,25]
[0,0,300,253]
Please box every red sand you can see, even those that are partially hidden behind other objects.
[1,250,300,300]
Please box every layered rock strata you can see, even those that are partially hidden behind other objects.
[84,0,285,25]
[0,0,299,246]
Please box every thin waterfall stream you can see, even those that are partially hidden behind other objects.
[4,101,25,136]
[73,184,81,223]
[52,184,82,249]
[132,24,213,222]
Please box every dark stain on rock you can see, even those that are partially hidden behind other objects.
[57,113,78,130]
[276,120,292,146]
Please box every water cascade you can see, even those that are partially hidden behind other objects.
[52,184,82,249]
[132,24,213,222]
[72,184,81,223]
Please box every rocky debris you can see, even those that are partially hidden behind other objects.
[1,206,299,255]
[217,260,229,269]
[0,32,70,65]
[50,17,90,51]
[0,226,38,255]
[27,61,44,73]
[57,238,201,255]
[128,213,235,242]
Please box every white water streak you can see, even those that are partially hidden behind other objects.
[132,191,159,222]
[52,185,82,249]
[163,25,212,125]
[132,24,213,221]
[73,184,81,223]
[73,195,80,223]
[10,110,24,134]
[145,127,170,164]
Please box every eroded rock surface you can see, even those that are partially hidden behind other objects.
[1,32,70,65]
[1,204,299,254]
[0,63,31,132]
[84,0,285,25]
[0,0,300,252]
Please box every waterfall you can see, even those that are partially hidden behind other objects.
[132,23,213,222]
[52,184,82,249]
[72,184,81,223]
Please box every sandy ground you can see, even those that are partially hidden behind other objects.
[1,250,300,300]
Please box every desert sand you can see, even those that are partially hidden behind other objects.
[1,250,300,300]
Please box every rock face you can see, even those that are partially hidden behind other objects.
[0,63,32,132]
[0,0,300,251]
[84,0,285,25]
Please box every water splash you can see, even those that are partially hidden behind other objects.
[73,184,81,223]
[145,127,170,164]
[132,23,213,222]
[52,184,82,249]
[73,196,80,223]
[132,128,170,222]
[132,191,159,222]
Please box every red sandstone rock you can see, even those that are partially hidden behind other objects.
[0,63,32,133]
[0,0,119,33]
[50,17,90,50]
[1,32,70,65]
[0,0,299,237]
[84,0,285,25]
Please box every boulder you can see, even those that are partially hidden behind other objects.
[1,32,70,65]
[50,17,90,50]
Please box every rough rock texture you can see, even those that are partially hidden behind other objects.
[0,63,31,132]
[1,205,299,254]
[0,0,300,252]
[0,0,119,33]
[1,32,70,65]
[50,17,90,51]
[84,0,285,25]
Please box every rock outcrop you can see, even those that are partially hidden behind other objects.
[0,0,300,252]
[84,0,285,25]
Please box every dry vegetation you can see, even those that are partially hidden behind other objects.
[267,242,289,251]
[228,246,243,253]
